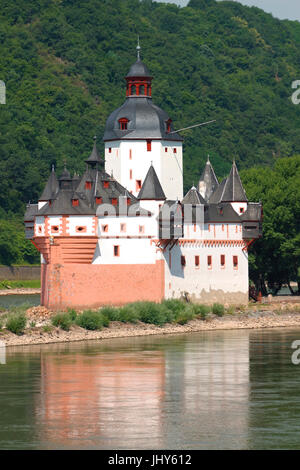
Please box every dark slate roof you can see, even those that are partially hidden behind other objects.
[39,167,59,201]
[103,97,183,142]
[24,203,38,221]
[85,138,104,166]
[220,162,248,203]
[241,202,262,221]
[209,178,227,204]
[182,186,206,205]
[198,158,219,202]
[204,203,241,223]
[126,59,151,78]
[59,167,71,181]
[38,190,94,216]
[138,165,166,200]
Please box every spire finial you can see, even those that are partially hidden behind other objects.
[137,35,141,60]
[52,164,55,172]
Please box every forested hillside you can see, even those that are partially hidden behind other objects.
[0,0,299,278]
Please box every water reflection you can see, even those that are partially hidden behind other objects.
[1,329,300,449]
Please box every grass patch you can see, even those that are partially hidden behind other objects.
[43,324,54,333]
[6,314,27,335]
[0,280,40,290]
[51,313,72,331]
[212,303,225,317]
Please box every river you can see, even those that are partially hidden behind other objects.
[0,328,300,450]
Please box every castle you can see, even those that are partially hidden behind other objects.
[24,47,262,310]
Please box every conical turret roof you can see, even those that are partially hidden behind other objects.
[39,166,59,201]
[220,161,248,202]
[85,137,104,166]
[182,186,206,205]
[198,157,219,202]
[138,164,166,200]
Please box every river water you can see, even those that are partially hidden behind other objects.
[1,328,300,450]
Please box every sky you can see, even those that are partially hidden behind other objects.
[159,0,300,22]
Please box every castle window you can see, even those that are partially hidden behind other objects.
[96,197,102,205]
[240,207,244,213]
[127,197,131,206]
[130,169,133,180]
[136,180,142,192]
[165,147,168,152]
[119,118,129,130]
[120,224,126,233]
[195,256,200,267]
[220,254,225,268]
[102,224,108,233]
[51,226,59,233]
[76,226,87,233]
[173,148,177,154]
[114,245,120,257]
[103,181,109,189]
[72,199,79,207]
[85,181,92,190]
[147,140,152,152]
[194,224,197,232]
[111,198,118,206]
[129,149,132,160]
[139,225,145,234]
[38,226,42,233]
[233,256,238,269]
[207,255,212,268]
[181,256,186,267]
[139,84,145,95]
[109,148,112,153]
[131,85,136,95]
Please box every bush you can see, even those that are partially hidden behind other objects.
[67,309,77,321]
[99,306,121,322]
[212,303,225,317]
[137,302,167,326]
[118,304,140,324]
[43,324,53,333]
[6,314,27,335]
[192,304,211,320]
[174,305,196,325]
[76,310,104,330]
[51,313,72,331]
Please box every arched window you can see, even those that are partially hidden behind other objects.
[131,85,136,95]
[118,118,129,130]
[139,85,145,95]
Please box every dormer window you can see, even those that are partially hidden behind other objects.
[103,181,109,189]
[111,198,117,206]
[96,197,102,205]
[72,199,79,207]
[119,118,129,130]
[85,181,92,190]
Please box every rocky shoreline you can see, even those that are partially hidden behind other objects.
[1,304,300,347]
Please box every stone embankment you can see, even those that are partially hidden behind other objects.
[1,302,300,347]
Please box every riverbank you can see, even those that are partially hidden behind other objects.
[1,303,300,347]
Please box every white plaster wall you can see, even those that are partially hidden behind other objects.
[35,216,45,236]
[97,215,157,238]
[93,237,159,265]
[164,244,249,303]
[104,140,183,200]
[231,202,248,215]
[184,223,243,241]
[67,216,95,236]
[48,216,63,236]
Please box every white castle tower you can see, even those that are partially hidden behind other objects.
[103,43,183,200]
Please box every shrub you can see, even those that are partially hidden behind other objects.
[212,303,225,317]
[29,321,36,328]
[75,310,103,330]
[100,306,121,322]
[137,302,167,326]
[67,309,77,321]
[226,305,236,315]
[6,314,27,335]
[43,324,53,333]
[51,313,72,331]
[191,304,210,320]
[175,305,196,325]
[118,304,140,324]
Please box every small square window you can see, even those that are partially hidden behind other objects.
[181,256,186,267]
[195,256,199,267]
[111,198,117,206]
[147,140,152,152]
[109,147,112,153]
[136,180,142,192]
[165,147,168,153]
[72,199,79,207]
[221,255,225,267]
[96,197,102,205]
[85,181,92,190]
[207,255,212,268]
[103,181,109,189]
[173,148,177,154]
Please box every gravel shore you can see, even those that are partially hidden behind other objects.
[1,305,300,347]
